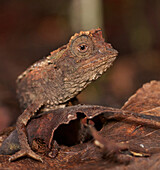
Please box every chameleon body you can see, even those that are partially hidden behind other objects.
[9,28,118,162]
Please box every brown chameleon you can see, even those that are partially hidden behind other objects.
[9,28,118,162]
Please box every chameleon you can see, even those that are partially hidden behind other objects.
[9,28,118,162]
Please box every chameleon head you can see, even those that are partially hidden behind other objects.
[66,28,118,82]
[54,28,118,99]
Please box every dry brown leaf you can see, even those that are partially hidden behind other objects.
[102,80,160,155]
[122,80,160,112]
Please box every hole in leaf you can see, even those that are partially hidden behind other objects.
[53,113,104,146]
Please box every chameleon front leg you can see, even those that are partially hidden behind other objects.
[9,101,44,162]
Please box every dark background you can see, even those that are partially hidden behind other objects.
[0,0,159,131]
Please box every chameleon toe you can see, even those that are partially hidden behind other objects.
[9,149,43,162]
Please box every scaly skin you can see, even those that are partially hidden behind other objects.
[9,28,118,162]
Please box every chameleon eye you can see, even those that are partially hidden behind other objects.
[71,35,93,57]
[77,43,88,53]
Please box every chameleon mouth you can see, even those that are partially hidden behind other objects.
[89,56,116,81]
[81,51,117,72]
[79,48,117,81]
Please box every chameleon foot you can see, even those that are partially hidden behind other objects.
[9,148,43,162]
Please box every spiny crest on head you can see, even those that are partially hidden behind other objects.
[68,28,103,45]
